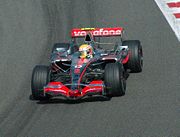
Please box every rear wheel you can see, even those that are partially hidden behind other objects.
[31,65,51,100]
[104,63,126,97]
[123,40,143,73]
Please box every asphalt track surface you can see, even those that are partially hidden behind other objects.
[0,0,179,137]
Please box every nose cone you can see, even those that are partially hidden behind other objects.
[69,90,80,98]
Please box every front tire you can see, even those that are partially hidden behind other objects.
[104,63,126,97]
[31,65,50,100]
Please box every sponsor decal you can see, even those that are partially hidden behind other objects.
[71,28,123,37]
[74,68,80,74]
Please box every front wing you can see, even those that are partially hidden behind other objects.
[44,80,104,100]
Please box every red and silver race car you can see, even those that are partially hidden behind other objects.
[31,27,143,100]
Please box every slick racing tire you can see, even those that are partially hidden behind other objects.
[123,40,143,73]
[51,43,70,53]
[31,65,51,100]
[104,63,126,97]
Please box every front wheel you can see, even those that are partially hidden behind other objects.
[31,65,51,100]
[104,63,126,97]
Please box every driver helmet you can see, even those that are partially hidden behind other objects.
[79,44,93,59]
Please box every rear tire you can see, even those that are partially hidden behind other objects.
[104,63,126,97]
[123,40,143,73]
[31,65,50,100]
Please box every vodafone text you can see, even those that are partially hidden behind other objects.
[72,29,122,37]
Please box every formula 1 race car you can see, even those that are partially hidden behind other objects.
[31,27,143,100]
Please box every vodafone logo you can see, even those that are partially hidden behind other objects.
[71,28,123,37]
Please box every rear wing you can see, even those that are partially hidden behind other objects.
[71,27,124,38]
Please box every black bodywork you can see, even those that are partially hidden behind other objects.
[50,36,129,91]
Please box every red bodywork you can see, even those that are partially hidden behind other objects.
[44,81,104,99]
